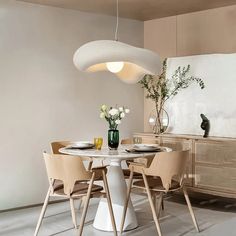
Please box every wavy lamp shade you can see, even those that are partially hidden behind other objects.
[73,40,161,84]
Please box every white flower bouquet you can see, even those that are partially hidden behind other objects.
[100,105,130,130]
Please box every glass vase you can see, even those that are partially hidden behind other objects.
[148,108,169,134]
[108,129,119,150]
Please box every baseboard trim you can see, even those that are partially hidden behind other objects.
[0,199,68,213]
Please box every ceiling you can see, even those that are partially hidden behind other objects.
[19,0,236,21]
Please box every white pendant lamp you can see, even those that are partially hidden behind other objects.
[73,0,161,84]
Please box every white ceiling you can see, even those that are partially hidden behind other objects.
[19,0,236,20]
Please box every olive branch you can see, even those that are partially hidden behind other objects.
[139,58,205,133]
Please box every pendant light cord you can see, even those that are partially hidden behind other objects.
[115,0,119,41]
[176,15,178,56]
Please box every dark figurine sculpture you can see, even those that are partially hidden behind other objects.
[200,114,210,138]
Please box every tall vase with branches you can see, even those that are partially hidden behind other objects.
[139,59,205,134]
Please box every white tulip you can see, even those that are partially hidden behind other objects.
[120,112,125,118]
[125,108,130,113]
[119,107,124,111]
[109,108,119,116]
[115,120,121,124]
[100,112,105,118]
[101,104,107,111]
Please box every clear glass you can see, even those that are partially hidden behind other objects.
[148,109,169,134]
[133,137,142,144]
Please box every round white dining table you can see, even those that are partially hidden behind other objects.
[59,145,171,232]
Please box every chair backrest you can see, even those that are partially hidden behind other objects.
[51,141,75,154]
[121,138,133,144]
[43,153,92,195]
[145,150,189,191]
[121,138,158,145]
[141,138,158,144]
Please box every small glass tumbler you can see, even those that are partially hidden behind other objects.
[133,137,142,144]
[94,137,103,150]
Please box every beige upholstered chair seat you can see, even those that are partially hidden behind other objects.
[54,182,103,196]
[133,177,180,192]
[53,180,64,191]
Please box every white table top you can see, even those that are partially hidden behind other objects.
[59,145,171,161]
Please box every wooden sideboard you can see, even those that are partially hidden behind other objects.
[133,133,236,198]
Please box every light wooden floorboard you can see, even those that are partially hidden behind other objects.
[0,194,236,236]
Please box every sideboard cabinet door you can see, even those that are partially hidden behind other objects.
[194,140,236,192]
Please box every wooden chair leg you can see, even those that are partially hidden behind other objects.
[70,198,77,229]
[183,187,200,232]
[102,170,118,236]
[78,196,87,212]
[161,198,164,211]
[120,169,134,233]
[34,187,51,236]
[77,198,83,211]
[156,192,164,218]
[87,160,93,171]
[152,193,157,210]
[78,173,95,236]
[142,172,162,236]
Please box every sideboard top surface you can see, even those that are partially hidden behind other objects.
[134,132,236,142]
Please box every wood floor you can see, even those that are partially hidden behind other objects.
[0,194,236,236]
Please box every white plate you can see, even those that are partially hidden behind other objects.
[133,144,159,151]
[68,141,94,149]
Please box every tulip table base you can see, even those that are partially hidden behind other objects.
[93,159,138,232]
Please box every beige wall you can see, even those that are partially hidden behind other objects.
[144,5,236,131]
[0,0,143,210]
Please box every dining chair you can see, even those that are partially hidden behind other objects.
[121,138,164,210]
[51,141,104,211]
[34,153,117,236]
[121,138,156,177]
[120,138,133,145]
[120,150,199,236]
[121,138,143,179]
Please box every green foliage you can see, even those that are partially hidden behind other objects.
[139,59,205,106]
[139,58,205,134]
